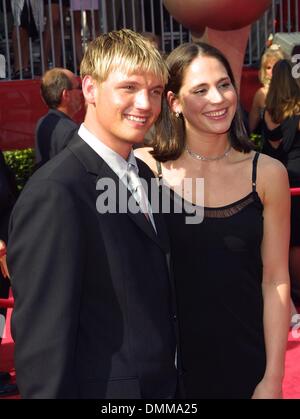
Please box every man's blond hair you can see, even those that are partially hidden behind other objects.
[80,29,168,84]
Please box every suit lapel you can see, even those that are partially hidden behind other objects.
[68,135,168,252]
[96,161,168,252]
[137,160,170,253]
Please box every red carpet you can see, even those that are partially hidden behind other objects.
[0,307,19,399]
[1,307,299,399]
[283,324,300,399]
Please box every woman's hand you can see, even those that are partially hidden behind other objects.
[0,240,10,278]
[251,376,283,399]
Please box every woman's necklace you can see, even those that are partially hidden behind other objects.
[185,145,231,162]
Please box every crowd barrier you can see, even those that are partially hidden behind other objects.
[0,0,298,81]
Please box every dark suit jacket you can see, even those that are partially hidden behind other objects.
[35,109,78,167]
[7,135,178,399]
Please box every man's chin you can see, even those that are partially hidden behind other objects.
[126,135,146,146]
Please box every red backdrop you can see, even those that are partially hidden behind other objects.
[0,79,85,151]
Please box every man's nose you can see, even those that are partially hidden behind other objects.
[135,90,151,109]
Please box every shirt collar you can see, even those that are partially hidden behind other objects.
[78,123,139,181]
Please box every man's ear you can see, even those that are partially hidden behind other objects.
[82,75,97,104]
[61,88,69,103]
[167,90,181,115]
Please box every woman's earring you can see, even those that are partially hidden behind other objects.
[175,111,180,118]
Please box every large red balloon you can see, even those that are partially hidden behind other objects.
[163,0,272,31]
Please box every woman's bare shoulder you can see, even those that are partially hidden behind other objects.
[257,153,289,200]
[258,152,287,175]
[134,147,158,175]
[253,87,266,107]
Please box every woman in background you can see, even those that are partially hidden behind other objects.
[262,58,300,308]
[43,0,70,69]
[69,0,99,68]
[10,0,42,78]
[249,45,284,133]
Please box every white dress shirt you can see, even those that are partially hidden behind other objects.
[78,124,156,232]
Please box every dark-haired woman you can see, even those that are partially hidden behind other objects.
[135,42,290,399]
[262,58,300,310]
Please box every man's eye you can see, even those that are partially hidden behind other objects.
[194,89,207,94]
[123,85,135,91]
[219,82,231,89]
[152,89,163,96]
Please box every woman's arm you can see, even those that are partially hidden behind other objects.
[252,156,291,399]
[0,240,9,278]
[134,147,158,175]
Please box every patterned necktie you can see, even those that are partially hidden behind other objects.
[126,164,157,233]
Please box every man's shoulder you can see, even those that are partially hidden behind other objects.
[12,147,92,216]
[49,110,78,134]
[30,145,85,186]
[57,114,78,129]
[37,109,60,125]
[37,110,77,129]
[36,110,61,139]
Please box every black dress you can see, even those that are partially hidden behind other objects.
[262,115,300,246]
[158,153,266,399]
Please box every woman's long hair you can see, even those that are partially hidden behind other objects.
[151,42,253,162]
[266,59,300,123]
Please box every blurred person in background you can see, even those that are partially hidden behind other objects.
[262,58,300,309]
[70,0,99,69]
[43,0,69,69]
[0,150,18,397]
[11,0,41,78]
[35,67,83,168]
[249,45,284,134]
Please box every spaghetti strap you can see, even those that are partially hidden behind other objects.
[252,152,259,192]
[156,160,163,178]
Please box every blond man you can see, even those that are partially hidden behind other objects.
[8,29,179,399]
